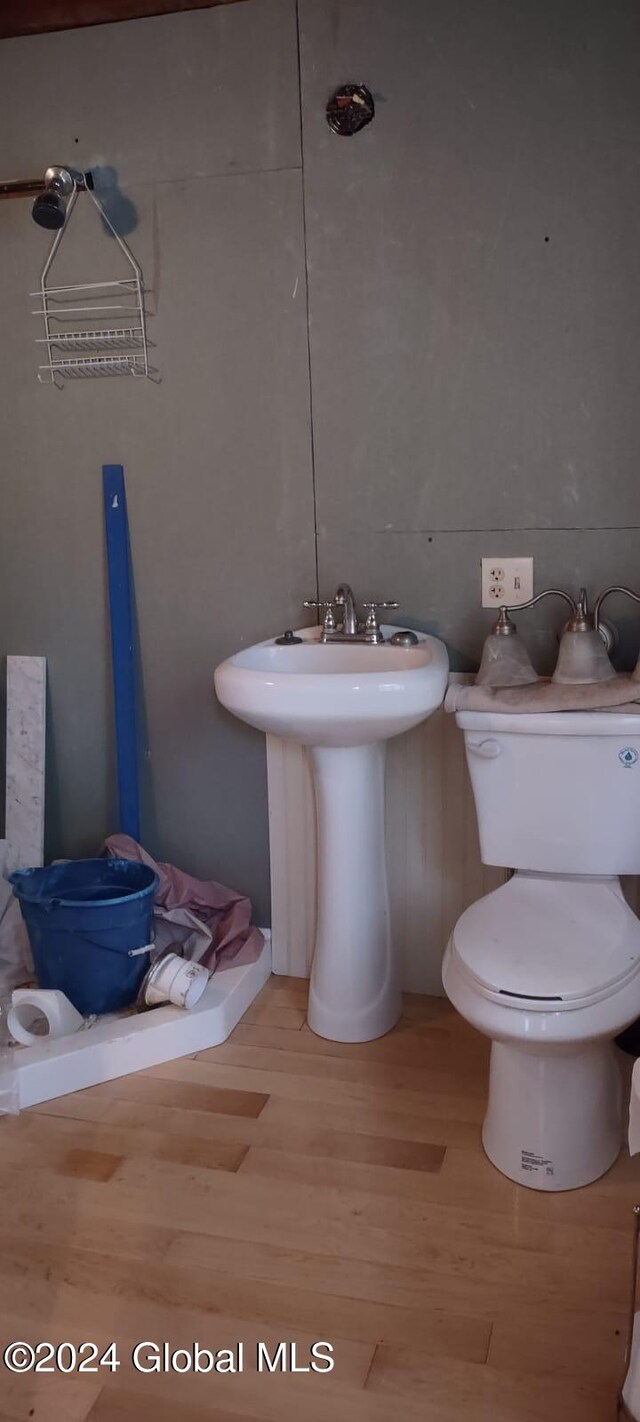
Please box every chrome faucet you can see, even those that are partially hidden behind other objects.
[304,584,399,644]
[335,583,358,637]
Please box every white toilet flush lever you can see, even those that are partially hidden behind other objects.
[467,739,502,759]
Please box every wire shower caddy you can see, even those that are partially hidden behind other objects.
[31,183,151,385]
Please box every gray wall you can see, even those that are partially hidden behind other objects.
[0,1,315,919]
[1,0,640,920]
[299,0,640,673]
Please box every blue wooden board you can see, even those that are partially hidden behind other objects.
[103,464,140,841]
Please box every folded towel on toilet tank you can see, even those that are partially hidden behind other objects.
[102,834,263,972]
[445,672,640,715]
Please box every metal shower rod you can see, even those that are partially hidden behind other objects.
[0,171,93,200]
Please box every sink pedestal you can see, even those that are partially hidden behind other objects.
[307,743,401,1043]
[214,620,449,1044]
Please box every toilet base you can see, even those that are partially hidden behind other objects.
[483,1039,623,1191]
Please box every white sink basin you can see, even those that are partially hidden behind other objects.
[214,623,449,1045]
[214,625,449,747]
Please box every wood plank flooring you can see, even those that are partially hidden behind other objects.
[1,976,639,1421]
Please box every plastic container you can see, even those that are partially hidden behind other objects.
[10,859,158,1016]
[139,949,210,1011]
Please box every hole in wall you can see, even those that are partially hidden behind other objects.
[326,84,375,136]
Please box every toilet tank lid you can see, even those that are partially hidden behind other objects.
[453,875,640,1003]
[455,710,640,736]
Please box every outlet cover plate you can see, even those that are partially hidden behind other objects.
[481,557,534,608]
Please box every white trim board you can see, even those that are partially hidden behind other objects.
[2,655,47,876]
[11,933,271,1110]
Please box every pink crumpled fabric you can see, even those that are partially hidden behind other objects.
[103,834,263,973]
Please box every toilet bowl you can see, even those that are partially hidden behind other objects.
[444,710,640,1191]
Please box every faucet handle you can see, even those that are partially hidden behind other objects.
[303,600,337,633]
[362,600,399,643]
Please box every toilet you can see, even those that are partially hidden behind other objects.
[443,710,640,1191]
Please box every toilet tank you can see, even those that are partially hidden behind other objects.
[457,710,640,875]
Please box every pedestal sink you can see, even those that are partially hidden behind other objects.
[214,625,449,1042]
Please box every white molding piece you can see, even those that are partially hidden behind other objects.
[4,656,47,875]
[12,934,271,1109]
[267,737,317,977]
[267,686,506,995]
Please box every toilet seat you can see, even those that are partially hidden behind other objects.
[452,873,640,1009]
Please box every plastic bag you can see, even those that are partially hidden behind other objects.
[0,876,31,1117]
[0,997,19,1116]
[0,876,33,996]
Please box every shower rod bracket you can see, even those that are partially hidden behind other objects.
[0,167,93,202]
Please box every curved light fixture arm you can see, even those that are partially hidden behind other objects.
[594,586,640,631]
[504,588,578,615]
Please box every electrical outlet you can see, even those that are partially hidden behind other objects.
[481,557,534,608]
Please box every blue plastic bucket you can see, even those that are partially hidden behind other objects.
[10,858,158,1016]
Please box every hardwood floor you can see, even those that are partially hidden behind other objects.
[1,976,639,1421]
